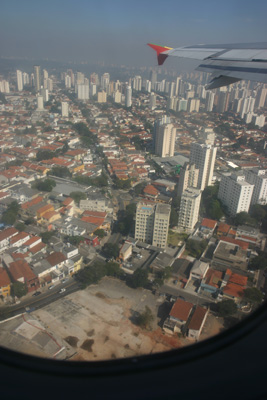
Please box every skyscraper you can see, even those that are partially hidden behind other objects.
[77,84,89,100]
[61,102,69,117]
[33,65,41,92]
[177,163,199,197]
[135,202,171,248]
[154,123,176,158]
[16,70,23,91]
[178,188,202,231]
[126,86,132,107]
[189,130,217,190]
[244,169,267,205]
[218,173,254,216]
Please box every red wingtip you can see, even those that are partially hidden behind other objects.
[147,43,172,65]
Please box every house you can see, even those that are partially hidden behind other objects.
[9,259,40,293]
[164,299,193,333]
[0,266,11,298]
[221,268,247,301]
[0,227,19,252]
[189,260,209,281]
[143,184,159,200]
[200,268,223,295]
[9,232,30,248]
[200,218,217,237]
[187,306,208,341]
[212,240,248,271]
[119,242,132,261]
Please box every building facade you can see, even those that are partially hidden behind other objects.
[178,188,202,231]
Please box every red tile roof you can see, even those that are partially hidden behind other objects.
[188,306,208,331]
[205,269,223,288]
[223,283,245,298]
[169,299,193,321]
[201,218,217,229]
[9,232,29,245]
[0,227,19,242]
[0,267,11,287]
[46,252,66,267]
[220,237,249,250]
[9,259,37,282]
[143,184,159,196]
[21,196,43,210]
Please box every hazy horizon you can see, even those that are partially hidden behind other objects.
[1,0,267,67]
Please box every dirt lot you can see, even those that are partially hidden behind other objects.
[0,277,224,361]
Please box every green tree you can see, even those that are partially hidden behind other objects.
[1,201,20,226]
[65,236,84,246]
[40,231,55,244]
[11,282,27,298]
[249,204,266,222]
[186,239,208,258]
[94,229,106,239]
[249,255,267,270]
[49,166,72,178]
[36,150,55,161]
[243,288,263,304]
[69,191,86,205]
[102,243,119,259]
[217,300,238,317]
[15,222,25,232]
[129,268,149,289]
[32,178,56,192]
[135,306,154,330]
[234,212,258,227]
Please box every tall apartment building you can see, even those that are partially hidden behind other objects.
[126,86,132,107]
[244,169,267,205]
[154,123,176,158]
[33,65,41,92]
[101,73,110,90]
[16,70,23,91]
[135,202,171,248]
[218,173,254,216]
[178,188,202,231]
[149,92,156,110]
[205,91,215,111]
[97,90,107,103]
[177,163,199,197]
[77,84,89,100]
[61,101,69,117]
[189,142,217,190]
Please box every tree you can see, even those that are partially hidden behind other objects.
[40,231,55,244]
[243,288,263,304]
[249,204,266,222]
[36,150,55,161]
[249,255,267,271]
[169,207,178,228]
[135,306,154,329]
[1,201,20,226]
[49,166,72,178]
[234,212,258,227]
[11,282,27,298]
[15,222,25,232]
[69,191,86,205]
[102,243,119,259]
[129,268,149,289]
[186,239,208,258]
[94,229,106,239]
[32,178,56,192]
[217,300,238,317]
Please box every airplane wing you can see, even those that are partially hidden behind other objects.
[148,42,267,89]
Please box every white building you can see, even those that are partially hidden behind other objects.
[189,142,217,190]
[154,123,176,158]
[218,173,254,215]
[178,188,202,231]
[77,84,89,100]
[37,95,44,110]
[134,202,171,248]
[16,70,23,91]
[61,101,69,117]
[177,163,199,197]
[126,86,132,107]
[244,169,267,205]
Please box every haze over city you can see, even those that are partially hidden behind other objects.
[1,0,267,65]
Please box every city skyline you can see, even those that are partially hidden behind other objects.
[1,0,267,66]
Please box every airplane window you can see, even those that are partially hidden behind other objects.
[0,0,267,368]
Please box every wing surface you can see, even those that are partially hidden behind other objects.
[148,42,267,89]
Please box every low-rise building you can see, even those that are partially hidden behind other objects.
[187,306,208,341]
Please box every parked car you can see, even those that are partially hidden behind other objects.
[48,285,55,290]
[32,291,41,297]
[59,288,66,294]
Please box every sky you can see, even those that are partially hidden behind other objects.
[1,0,267,66]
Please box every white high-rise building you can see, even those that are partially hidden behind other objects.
[135,202,171,248]
[255,86,267,109]
[132,75,142,91]
[218,173,254,216]
[61,101,69,117]
[154,123,176,158]
[175,77,181,96]
[0,80,10,93]
[113,90,122,104]
[22,72,29,85]
[65,75,72,88]
[41,87,49,102]
[177,98,188,111]
[253,114,266,128]
[188,98,200,112]
[178,188,202,231]
[77,84,89,100]
[16,70,23,91]
[244,169,267,205]
[205,91,215,112]
[177,163,199,197]
[37,95,44,110]
[126,86,132,107]
[149,93,156,110]
[34,65,41,92]
[101,73,110,90]
[189,141,217,190]
[76,72,85,85]
[145,80,152,93]
[240,96,255,119]
[97,90,107,103]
